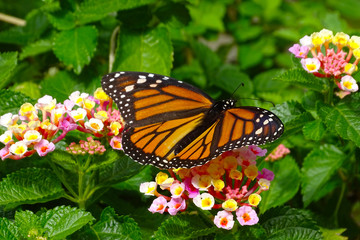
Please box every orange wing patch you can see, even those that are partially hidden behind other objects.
[130,113,205,159]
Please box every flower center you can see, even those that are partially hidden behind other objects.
[242,213,251,222]
[41,146,49,153]
[220,217,228,226]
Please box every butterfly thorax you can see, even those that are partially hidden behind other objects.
[209,99,236,113]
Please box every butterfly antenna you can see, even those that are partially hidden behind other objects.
[231,83,244,98]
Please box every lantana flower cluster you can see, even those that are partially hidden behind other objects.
[140,146,274,230]
[289,29,359,95]
[0,88,124,160]
[265,144,290,162]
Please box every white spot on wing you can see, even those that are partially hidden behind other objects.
[255,128,263,135]
[137,78,146,84]
[125,85,134,92]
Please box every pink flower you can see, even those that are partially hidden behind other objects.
[214,210,235,230]
[184,177,199,198]
[248,145,267,157]
[236,147,257,161]
[34,139,55,157]
[257,168,274,181]
[0,146,11,160]
[148,196,167,214]
[236,206,259,226]
[265,144,290,161]
[59,118,78,132]
[288,44,309,58]
[110,136,122,150]
[317,49,347,76]
[170,181,185,198]
[63,100,75,111]
[168,197,186,215]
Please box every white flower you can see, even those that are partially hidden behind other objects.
[9,141,28,157]
[299,35,313,48]
[69,108,87,122]
[139,181,157,196]
[319,29,333,42]
[23,130,42,144]
[69,91,89,107]
[0,113,18,127]
[193,193,214,210]
[35,95,57,111]
[0,131,13,145]
[300,58,321,73]
[340,75,359,92]
[85,118,104,132]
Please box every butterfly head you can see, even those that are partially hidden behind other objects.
[212,99,237,112]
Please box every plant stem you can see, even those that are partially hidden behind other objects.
[47,158,78,198]
[0,13,26,26]
[326,79,335,105]
[333,180,346,227]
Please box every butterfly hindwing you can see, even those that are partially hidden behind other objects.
[101,71,284,169]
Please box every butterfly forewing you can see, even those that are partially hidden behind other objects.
[101,71,284,169]
[101,72,214,127]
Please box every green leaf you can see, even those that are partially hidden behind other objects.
[301,144,346,207]
[188,1,226,31]
[155,2,190,28]
[81,207,142,240]
[0,89,35,116]
[259,156,301,214]
[0,218,19,240]
[11,82,41,100]
[53,26,98,74]
[317,101,360,147]
[238,37,270,69]
[320,227,347,240]
[302,120,326,141]
[47,9,77,30]
[215,224,266,239]
[112,26,173,75]
[40,206,94,240]
[87,150,120,172]
[48,150,77,172]
[19,39,52,60]
[76,0,157,25]
[153,214,216,239]
[98,152,144,186]
[0,168,65,209]
[40,71,80,102]
[327,0,360,20]
[274,68,328,92]
[15,210,43,239]
[191,41,221,83]
[0,52,18,89]
[214,64,253,98]
[261,207,322,240]
[270,101,314,138]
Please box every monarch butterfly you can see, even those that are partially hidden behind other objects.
[101,71,284,169]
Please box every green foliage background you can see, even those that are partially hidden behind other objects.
[0,0,359,239]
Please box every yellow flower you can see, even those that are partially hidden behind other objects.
[332,32,350,47]
[94,88,111,101]
[222,199,238,211]
[212,178,225,191]
[248,193,262,206]
[229,169,243,180]
[348,36,360,49]
[244,165,258,180]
